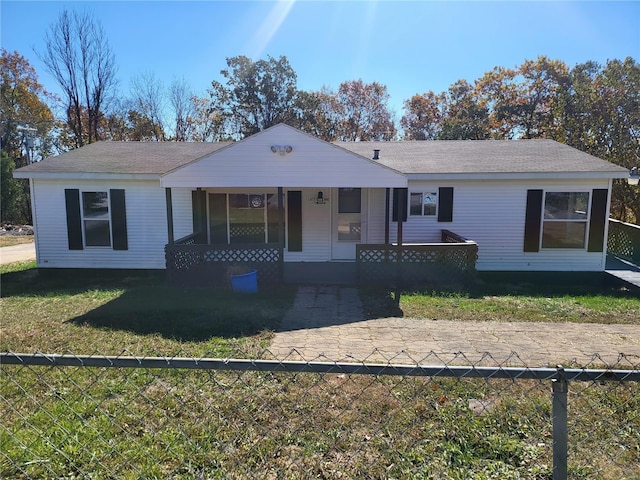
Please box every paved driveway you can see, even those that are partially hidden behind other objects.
[0,243,36,265]
[269,286,640,367]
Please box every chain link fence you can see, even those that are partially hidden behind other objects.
[1,350,639,479]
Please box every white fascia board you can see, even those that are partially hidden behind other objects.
[407,172,629,181]
[160,177,408,188]
[13,172,160,181]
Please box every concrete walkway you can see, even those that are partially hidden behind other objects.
[269,286,640,367]
[0,242,36,265]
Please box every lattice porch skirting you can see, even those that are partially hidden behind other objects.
[356,243,478,287]
[165,243,281,287]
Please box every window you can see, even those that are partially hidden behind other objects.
[541,192,589,248]
[337,188,361,241]
[65,189,127,251]
[410,191,437,216]
[226,193,279,244]
[82,191,111,246]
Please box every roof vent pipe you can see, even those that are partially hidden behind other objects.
[373,149,380,160]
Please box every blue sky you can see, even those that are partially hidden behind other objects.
[2,1,639,119]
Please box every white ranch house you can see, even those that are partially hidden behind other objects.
[14,124,629,285]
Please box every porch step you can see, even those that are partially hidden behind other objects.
[283,262,357,286]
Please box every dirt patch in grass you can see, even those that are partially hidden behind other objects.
[0,235,34,247]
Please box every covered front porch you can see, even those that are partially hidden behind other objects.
[165,204,478,287]
[159,124,477,287]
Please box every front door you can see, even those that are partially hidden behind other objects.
[332,188,365,260]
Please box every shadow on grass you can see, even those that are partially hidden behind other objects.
[396,272,640,299]
[0,267,166,297]
[66,285,297,341]
[3,265,637,340]
[360,288,405,319]
[1,265,296,341]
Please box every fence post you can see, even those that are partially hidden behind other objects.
[552,365,568,480]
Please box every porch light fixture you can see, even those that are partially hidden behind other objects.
[628,167,639,186]
[316,191,326,204]
[270,144,293,156]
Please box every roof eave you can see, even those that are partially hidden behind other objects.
[407,172,629,181]
[13,171,161,181]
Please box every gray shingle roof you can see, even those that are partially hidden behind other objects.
[336,139,628,175]
[15,137,628,177]
[15,141,230,175]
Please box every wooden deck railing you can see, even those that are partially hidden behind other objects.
[165,238,282,287]
[608,219,640,266]
[166,230,478,288]
[357,230,478,287]
[441,229,473,244]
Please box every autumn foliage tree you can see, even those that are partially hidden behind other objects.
[552,58,640,222]
[475,56,570,139]
[1,49,55,163]
[1,49,55,223]
[400,91,443,140]
[208,55,298,139]
[289,88,343,141]
[9,29,640,224]
[332,80,396,141]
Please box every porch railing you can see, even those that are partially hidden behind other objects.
[608,218,640,266]
[357,230,478,287]
[165,234,282,287]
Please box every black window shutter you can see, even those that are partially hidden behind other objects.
[524,189,543,252]
[65,189,83,250]
[287,191,302,252]
[437,187,454,222]
[110,189,128,250]
[588,189,608,252]
[208,193,228,244]
[392,188,408,222]
[192,190,207,235]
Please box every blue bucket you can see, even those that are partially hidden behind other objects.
[230,269,258,293]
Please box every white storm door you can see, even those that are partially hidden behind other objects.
[331,188,365,260]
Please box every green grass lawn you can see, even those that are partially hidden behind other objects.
[1,261,638,479]
[2,261,638,357]
[1,261,296,357]
[398,288,640,324]
[363,281,639,325]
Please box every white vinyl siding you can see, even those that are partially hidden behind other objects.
[32,179,169,269]
[366,188,388,244]
[391,179,610,271]
[29,177,611,271]
[161,125,406,189]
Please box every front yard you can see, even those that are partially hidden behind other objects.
[0,261,295,357]
[1,261,638,479]
[1,260,638,357]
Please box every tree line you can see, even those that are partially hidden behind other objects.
[1,8,638,224]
